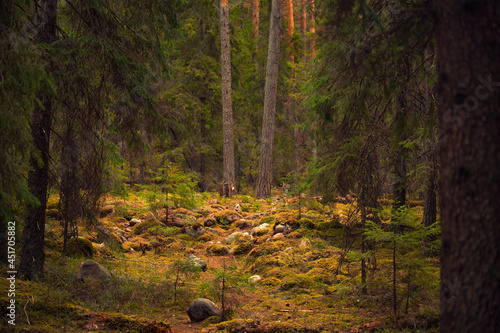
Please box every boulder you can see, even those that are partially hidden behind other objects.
[183,224,205,238]
[187,298,222,322]
[225,232,244,245]
[271,233,285,241]
[185,255,207,272]
[274,224,286,234]
[251,223,271,236]
[77,259,112,281]
[203,217,217,227]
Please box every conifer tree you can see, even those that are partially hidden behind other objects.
[256,0,282,198]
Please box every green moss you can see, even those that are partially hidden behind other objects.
[261,276,282,287]
[133,219,162,235]
[247,241,285,258]
[279,273,316,291]
[298,218,315,230]
[65,238,94,258]
[306,267,330,283]
[208,243,230,255]
[232,242,253,255]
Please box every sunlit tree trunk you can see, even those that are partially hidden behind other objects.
[256,0,282,198]
[437,1,500,331]
[220,0,235,197]
[252,0,259,37]
[19,0,58,280]
[310,0,315,58]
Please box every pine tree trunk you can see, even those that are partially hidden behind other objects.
[256,0,282,199]
[18,0,57,281]
[422,168,436,228]
[309,0,315,58]
[220,0,235,197]
[437,1,500,331]
[252,0,259,37]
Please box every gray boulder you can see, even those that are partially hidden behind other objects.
[76,259,112,281]
[187,298,222,322]
[184,224,205,238]
[185,255,207,272]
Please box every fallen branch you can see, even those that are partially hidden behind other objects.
[24,295,35,325]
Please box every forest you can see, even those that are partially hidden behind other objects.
[1,0,499,332]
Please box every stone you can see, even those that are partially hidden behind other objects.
[206,227,221,236]
[173,218,186,228]
[225,232,244,245]
[251,223,271,236]
[271,233,285,241]
[76,259,112,281]
[274,224,286,234]
[129,218,141,227]
[183,224,205,238]
[204,217,217,227]
[248,275,262,283]
[187,298,222,322]
[186,255,207,272]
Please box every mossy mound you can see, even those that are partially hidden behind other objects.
[207,243,230,255]
[306,267,331,284]
[100,205,115,217]
[247,241,285,258]
[197,233,212,242]
[298,217,315,230]
[261,276,282,287]
[65,238,94,258]
[279,273,316,291]
[232,242,253,255]
[213,209,242,227]
[133,219,163,235]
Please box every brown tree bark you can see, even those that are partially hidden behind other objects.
[256,0,282,198]
[18,0,58,281]
[252,0,259,37]
[286,0,294,64]
[437,1,500,331]
[220,0,235,197]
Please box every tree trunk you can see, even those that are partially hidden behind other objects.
[252,0,259,37]
[220,0,235,197]
[422,167,437,228]
[18,0,57,281]
[256,0,282,198]
[436,1,500,331]
[309,0,315,58]
[286,0,294,64]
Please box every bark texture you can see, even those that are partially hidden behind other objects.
[252,0,259,37]
[256,0,282,198]
[220,0,235,197]
[18,0,58,280]
[437,1,500,331]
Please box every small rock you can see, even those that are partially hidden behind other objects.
[187,298,222,322]
[183,224,206,238]
[274,224,286,234]
[271,233,285,241]
[173,218,186,228]
[204,217,217,227]
[76,259,112,281]
[249,275,262,283]
[225,232,243,245]
[206,227,221,236]
[233,203,242,213]
[186,255,207,271]
[129,218,141,227]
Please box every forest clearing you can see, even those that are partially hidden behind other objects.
[1,0,499,332]
[1,189,440,332]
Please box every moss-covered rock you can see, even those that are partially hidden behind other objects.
[100,205,115,217]
[207,244,230,255]
[279,273,316,291]
[213,209,242,227]
[298,218,315,230]
[133,219,163,235]
[65,237,94,258]
[261,276,282,287]
[306,267,330,284]
[247,241,285,258]
[232,242,253,255]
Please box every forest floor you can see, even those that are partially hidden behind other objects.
[0,189,440,332]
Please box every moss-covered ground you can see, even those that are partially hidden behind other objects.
[0,189,439,332]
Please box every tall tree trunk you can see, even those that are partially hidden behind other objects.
[422,163,437,228]
[437,1,500,331]
[309,0,315,58]
[220,0,235,197]
[286,0,294,64]
[18,0,57,281]
[300,0,307,64]
[252,0,259,37]
[256,0,282,198]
